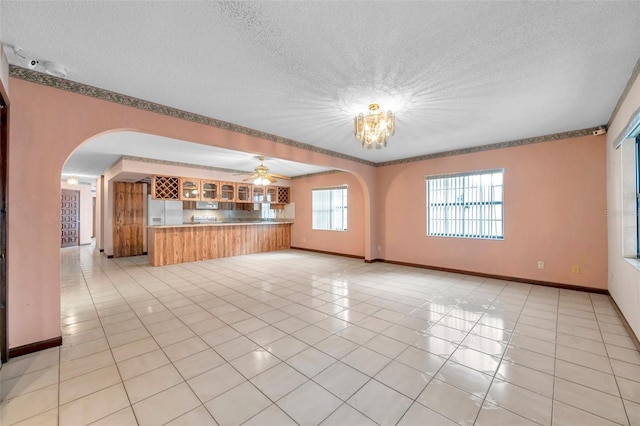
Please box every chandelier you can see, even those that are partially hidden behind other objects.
[354,103,395,149]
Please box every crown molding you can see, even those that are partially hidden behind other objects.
[10,65,604,170]
[376,126,604,167]
[608,56,640,128]
[9,65,375,167]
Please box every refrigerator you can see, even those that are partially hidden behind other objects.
[147,194,184,226]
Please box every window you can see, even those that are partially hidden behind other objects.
[312,186,347,231]
[426,169,504,239]
[261,202,275,220]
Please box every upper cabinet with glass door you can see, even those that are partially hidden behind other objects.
[219,182,236,202]
[179,178,200,201]
[266,187,278,203]
[200,180,219,201]
[236,183,252,203]
[252,185,266,203]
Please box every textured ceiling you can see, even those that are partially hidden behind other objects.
[2,1,640,180]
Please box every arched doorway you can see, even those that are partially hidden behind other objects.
[6,76,377,357]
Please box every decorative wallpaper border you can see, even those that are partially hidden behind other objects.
[10,65,606,170]
[608,56,640,128]
[376,127,604,167]
[8,65,375,167]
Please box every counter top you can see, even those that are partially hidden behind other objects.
[148,221,293,229]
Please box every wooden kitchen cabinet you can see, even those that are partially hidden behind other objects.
[220,182,236,202]
[236,183,252,203]
[252,185,266,203]
[148,223,292,266]
[266,187,278,203]
[277,187,290,204]
[200,180,219,201]
[151,176,180,200]
[179,178,200,201]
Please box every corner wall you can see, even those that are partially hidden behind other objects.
[289,171,365,257]
[376,135,608,289]
[607,71,640,339]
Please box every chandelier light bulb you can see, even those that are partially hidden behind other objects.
[354,103,395,149]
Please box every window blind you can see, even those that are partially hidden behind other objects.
[312,186,348,231]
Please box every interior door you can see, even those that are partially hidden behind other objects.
[113,182,144,257]
[61,189,80,248]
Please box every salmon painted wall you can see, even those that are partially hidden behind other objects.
[375,135,608,288]
[606,69,640,339]
[7,77,377,349]
[290,172,365,257]
[5,74,611,350]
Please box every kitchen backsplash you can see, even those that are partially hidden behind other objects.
[183,203,294,223]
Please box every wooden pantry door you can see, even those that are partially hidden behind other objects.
[113,182,144,257]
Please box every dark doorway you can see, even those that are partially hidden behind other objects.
[61,190,80,248]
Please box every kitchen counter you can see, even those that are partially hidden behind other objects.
[147,222,292,266]
[149,220,294,228]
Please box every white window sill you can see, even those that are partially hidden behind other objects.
[624,257,640,271]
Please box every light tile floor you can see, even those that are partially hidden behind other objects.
[2,245,640,425]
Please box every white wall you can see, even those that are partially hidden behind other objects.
[606,71,640,339]
[60,181,93,245]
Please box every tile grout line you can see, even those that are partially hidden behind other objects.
[469,281,534,425]
[78,254,142,426]
[590,293,632,426]
[10,247,634,426]
[117,256,316,425]
[550,289,559,426]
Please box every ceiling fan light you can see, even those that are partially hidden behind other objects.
[254,177,270,186]
[66,176,78,185]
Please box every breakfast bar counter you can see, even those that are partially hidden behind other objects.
[147,221,292,266]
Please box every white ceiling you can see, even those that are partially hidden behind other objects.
[2,1,640,182]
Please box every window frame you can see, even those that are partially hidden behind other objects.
[636,137,640,258]
[426,168,505,240]
[311,185,348,232]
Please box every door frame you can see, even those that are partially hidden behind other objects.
[0,83,9,363]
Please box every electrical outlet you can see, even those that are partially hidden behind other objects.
[377,245,382,251]
[301,237,306,243]
[571,264,580,274]
[537,261,545,269]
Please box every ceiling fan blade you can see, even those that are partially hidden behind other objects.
[269,173,291,180]
[242,174,258,181]
[266,176,277,183]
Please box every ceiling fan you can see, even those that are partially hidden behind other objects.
[239,156,291,185]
